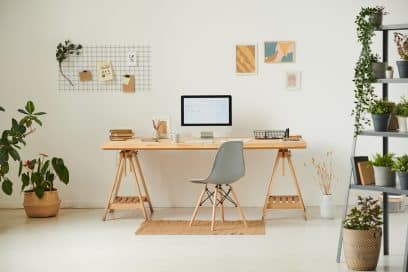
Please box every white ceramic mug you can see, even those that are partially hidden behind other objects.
[170,133,179,143]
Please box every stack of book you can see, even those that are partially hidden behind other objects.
[109,129,134,141]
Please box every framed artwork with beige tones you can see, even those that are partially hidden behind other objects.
[286,71,301,91]
[265,41,295,63]
[235,44,257,75]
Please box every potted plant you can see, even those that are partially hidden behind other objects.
[395,97,408,132]
[385,66,394,79]
[394,32,408,78]
[371,54,386,79]
[56,40,82,86]
[392,155,408,190]
[367,6,387,28]
[343,196,382,271]
[309,151,336,219]
[368,99,395,131]
[20,154,69,218]
[369,153,396,186]
[352,7,387,135]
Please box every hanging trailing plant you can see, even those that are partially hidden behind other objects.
[352,7,387,135]
[56,40,82,87]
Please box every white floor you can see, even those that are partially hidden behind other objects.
[0,207,406,272]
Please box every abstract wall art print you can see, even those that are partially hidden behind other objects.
[264,41,295,63]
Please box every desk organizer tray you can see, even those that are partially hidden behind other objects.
[254,130,285,139]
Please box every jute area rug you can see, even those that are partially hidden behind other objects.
[136,220,265,235]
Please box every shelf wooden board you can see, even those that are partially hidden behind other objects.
[359,130,408,138]
[350,184,408,195]
[375,24,408,31]
[375,78,408,84]
[266,195,303,209]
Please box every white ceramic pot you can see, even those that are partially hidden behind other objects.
[397,116,408,132]
[385,70,394,79]
[320,194,335,219]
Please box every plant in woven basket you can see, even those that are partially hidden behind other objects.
[343,196,382,230]
[56,40,82,86]
[19,153,69,198]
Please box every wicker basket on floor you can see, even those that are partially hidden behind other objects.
[343,227,382,271]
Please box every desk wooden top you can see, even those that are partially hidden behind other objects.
[101,136,307,151]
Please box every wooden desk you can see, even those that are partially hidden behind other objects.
[101,137,307,221]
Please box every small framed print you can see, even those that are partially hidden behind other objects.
[286,71,301,91]
[127,50,137,67]
[153,116,170,139]
[235,44,257,75]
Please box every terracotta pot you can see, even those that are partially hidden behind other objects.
[23,190,61,218]
[343,227,382,271]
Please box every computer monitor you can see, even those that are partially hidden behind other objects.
[181,95,232,126]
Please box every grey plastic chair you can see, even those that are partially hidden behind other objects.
[189,141,248,231]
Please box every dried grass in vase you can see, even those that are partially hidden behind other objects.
[306,151,336,195]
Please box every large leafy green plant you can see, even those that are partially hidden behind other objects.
[56,40,82,87]
[343,196,382,230]
[369,153,394,167]
[19,154,69,198]
[0,102,45,195]
[352,7,387,135]
[367,99,395,114]
[392,155,408,172]
[395,97,408,117]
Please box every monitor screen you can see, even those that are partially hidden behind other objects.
[181,95,232,126]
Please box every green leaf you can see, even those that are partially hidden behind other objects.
[18,161,22,176]
[8,147,20,161]
[0,148,8,164]
[34,112,46,116]
[31,172,41,185]
[34,187,44,199]
[21,173,29,187]
[2,179,12,195]
[52,158,69,184]
[46,172,54,182]
[17,109,28,114]
[32,116,42,126]
[1,163,9,174]
[0,106,4,111]
[25,101,35,114]
[41,160,49,175]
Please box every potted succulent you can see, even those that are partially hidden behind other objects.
[309,151,336,219]
[394,32,408,78]
[395,97,408,132]
[367,6,387,28]
[20,154,69,218]
[368,99,395,131]
[369,153,396,187]
[371,54,386,79]
[392,155,408,190]
[343,196,382,271]
[385,66,394,79]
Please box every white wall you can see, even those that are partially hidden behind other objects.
[1,0,407,208]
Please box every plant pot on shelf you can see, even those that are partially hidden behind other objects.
[343,227,382,271]
[397,172,408,190]
[373,166,396,187]
[23,190,61,218]
[385,69,393,79]
[371,113,390,131]
[320,194,335,219]
[372,62,386,79]
[368,13,383,28]
[397,61,408,78]
[397,116,408,132]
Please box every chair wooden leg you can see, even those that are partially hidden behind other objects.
[190,185,207,226]
[219,187,225,222]
[211,185,218,231]
[229,185,248,228]
[102,153,124,221]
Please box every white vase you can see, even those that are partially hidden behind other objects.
[320,194,335,219]
[385,70,394,79]
[397,116,408,132]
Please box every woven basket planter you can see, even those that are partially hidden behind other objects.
[23,190,61,218]
[343,227,382,271]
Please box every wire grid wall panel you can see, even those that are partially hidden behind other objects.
[58,45,151,92]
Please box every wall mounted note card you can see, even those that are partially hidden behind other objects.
[79,70,92,81]
[235,44,257,75]
[122,75,135,92]
[265,41,295,63]
[97,61,114,81]
[127,50,137,67]
[286,71,301,91]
